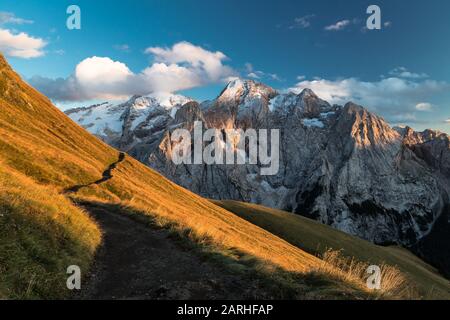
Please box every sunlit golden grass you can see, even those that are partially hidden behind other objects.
[0,163,101,299]
[0,54,116,188]
[310,249,416,299]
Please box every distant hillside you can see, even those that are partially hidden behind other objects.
[213,200,450,299]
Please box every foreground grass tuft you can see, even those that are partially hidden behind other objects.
[310,249,417,299]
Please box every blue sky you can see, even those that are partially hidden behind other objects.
[1,0,449,132]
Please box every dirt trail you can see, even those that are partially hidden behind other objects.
[76,202,262,300]
[64,152,125,194]
[67,152,271,299]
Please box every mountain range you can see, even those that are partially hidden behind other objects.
[66,79,450,276]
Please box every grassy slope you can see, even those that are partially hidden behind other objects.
[0,53,366,299]
[212,200,450,299]
[0,163,101,299]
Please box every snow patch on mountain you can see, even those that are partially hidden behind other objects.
[302,118,324,128]
[65,92,192,139]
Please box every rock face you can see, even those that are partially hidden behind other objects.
[66,80,450,253]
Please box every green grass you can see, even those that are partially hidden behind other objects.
[212,200,450,299]
[0,166,101,299]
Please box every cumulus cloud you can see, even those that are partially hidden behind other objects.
[29,42,237,102]
[324,20,351,31]
[388,67,428,79]
[415,102,433,112]
[289,76,449,123]
[75,57,133,85]
[445,119,450,124]
[145,41,234,81]
[0,12,33,25]
[0,28,47,58]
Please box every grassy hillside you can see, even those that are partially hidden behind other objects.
[0,53,371,299]
[0,163,101,299]
[212,200,450,299]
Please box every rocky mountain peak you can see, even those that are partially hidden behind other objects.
[217,79,277,102]
[298,88,318,99]
[174,101,205,125]
[340,102,400,147]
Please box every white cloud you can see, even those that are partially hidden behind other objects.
[145,41,233,82]
[247,72,260,79]
[30,42,237,102]
[445,119,450,124]
[140,62,201,93]
[113,44,130,52]
[389,67,428,79]
[415,102,433,112]
[289,15,315,29]
[245,63,281,82]
[245,63,262,79]
[325,20,350,31]
[0,12,33,25]
[75,56,133,85]
[0,28,47,58]
[289,76,449,123]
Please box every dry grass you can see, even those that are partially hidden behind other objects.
[311,249,416,299]
[0,163,101,299]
